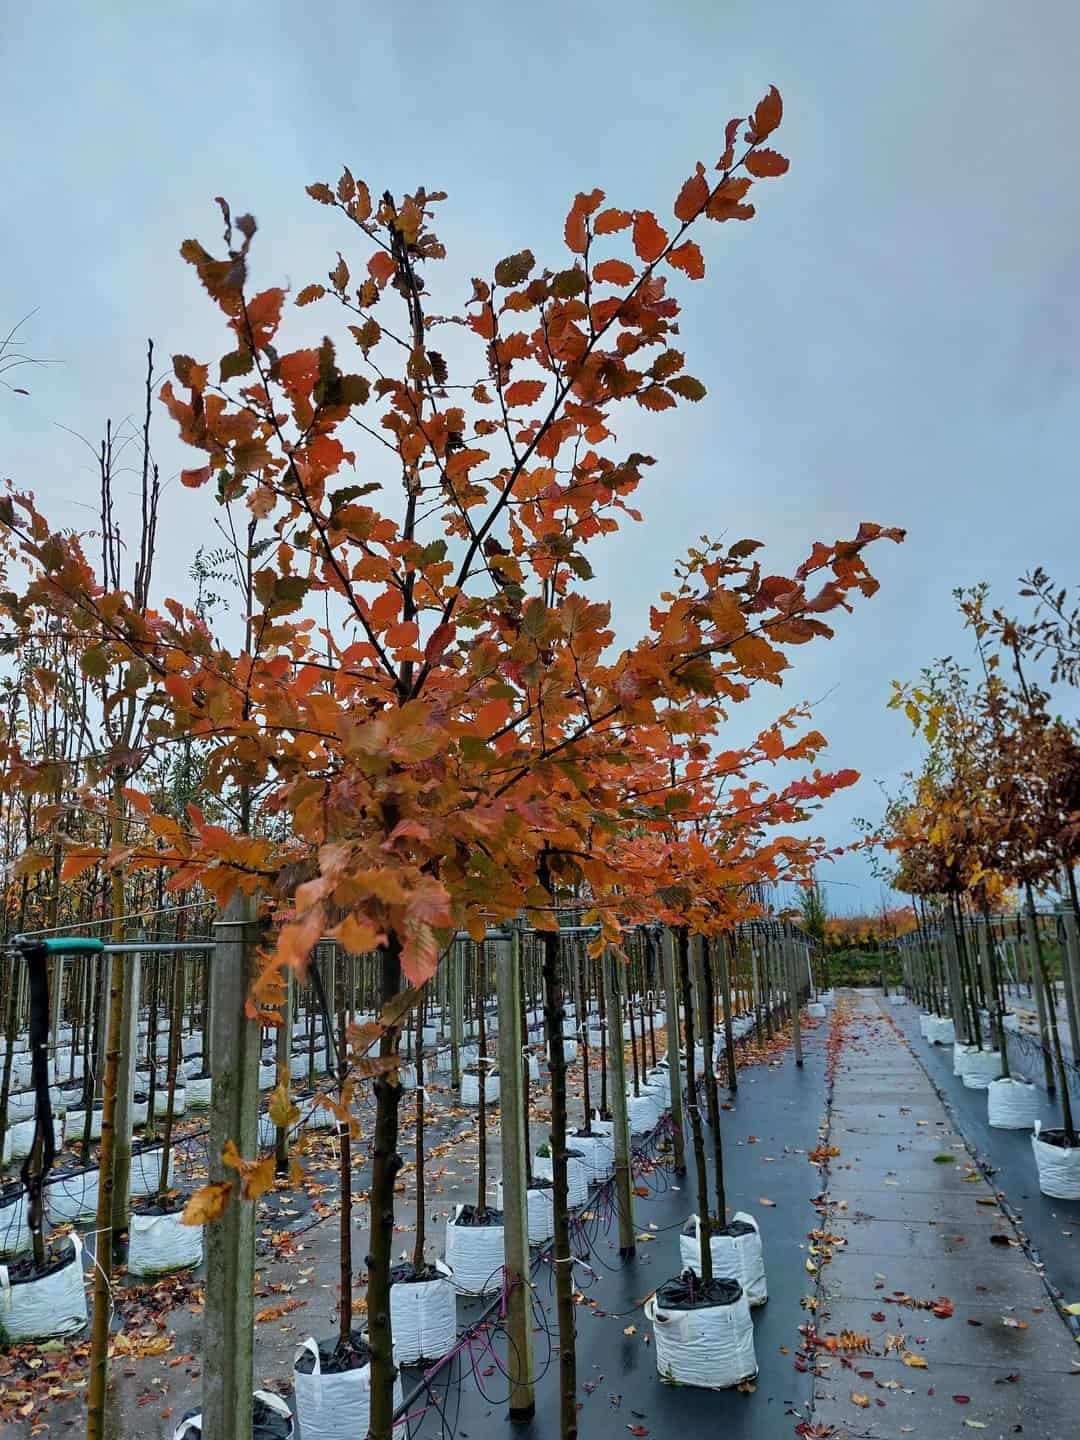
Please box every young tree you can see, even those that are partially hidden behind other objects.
[0,84,905,1438]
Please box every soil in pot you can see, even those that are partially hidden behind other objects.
[131,1190,187,1218]
[4,1244,72,1285]
[294,1328,372,1377]
[685,1216,756,1243]
[453,1203,503,1227]
[657,1272,744,1311]
[390,1261,443,1286]
[1034,1128,1078,1150]
[175,1393,293,1439]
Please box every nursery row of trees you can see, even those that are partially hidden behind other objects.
[879,579,1080,1145]
[0,87,903,1437]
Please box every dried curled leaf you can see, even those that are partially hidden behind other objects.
[181,1181,233,1226]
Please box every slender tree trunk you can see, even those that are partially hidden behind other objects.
[721,933,738,1093]
[677,927,712,1283]
[576,942,592,1132]
[86,779,128,1440]
[366,935,404,1440]
[337,958,353,1343]
[540,857,577,1440]
[81,949,105,1163]
[0,950,19,1160]
[1027,885,1075,1141]
[1024,893,1058,1094]
[596,952,608,1116]
[411,1025,426,1271]
[477,941,488,1211]
[700,937,727,1224]
[157,952,184,1201]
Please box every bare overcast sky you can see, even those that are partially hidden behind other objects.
[4,1,1079,913]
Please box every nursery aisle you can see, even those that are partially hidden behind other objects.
[808,994,1079,1440]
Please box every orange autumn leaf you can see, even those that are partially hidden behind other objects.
[632,211,668,263]
[181,1182,234,1227]
[592,258,636,286]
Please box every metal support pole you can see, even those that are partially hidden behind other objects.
[496,929,535,1422]
[661,928,686,1175]
[203,893,262,1439]
[603,946,636,1257]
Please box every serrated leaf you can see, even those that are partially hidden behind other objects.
[667,375,706,402]
[633,211,668,263]
[494,249,535,288]
[745,148,789,178]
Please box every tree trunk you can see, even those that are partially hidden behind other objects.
[411,1029,426,1271]
[677,927,712,1283]
[720,933,738,1093]
[700,937,727,1223]
[337,956,353,1343]
[86,780,128,1440]
[477,941,489,1210]
[366,935,404,1440]
[539,858,577,1440]
[1027,885,1075,1142]
[157,953,184,1202]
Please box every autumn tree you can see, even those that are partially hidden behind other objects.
[0,84,906,1438]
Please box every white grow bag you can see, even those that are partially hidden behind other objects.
[961,1048,1002,1090]
[3,1114,64,1165]
[806,1002,827,1019]
[130,1146,178,1198]
[0,1187,31,1258]
[66,1104,103,1141]
[186,1076,213,1109]
[645,1277,756,1390]
[926,1016,955,1045]
[1032,1123,1080,1200]
[390,1273,458,1363]
[626,1091,662,1133]
[0,1234,87,1341]
[918,1013,934,1039]
[460,1070,500,1106]
[174,1389,294,1439]
[5,1089,36,1124]
[127,1206,204,1276]
[533,1151,589,1208]
[154,1088,186,1118]
[1002,1011,1020,1033]
[678,1211,767,1306]
[495,1179,555,1243]
[259,1061,276,1090]
[987,1077,1040,1130]
[888,993,908,1006]
[443,1207,505,1294]
[44,1166,100,1225]
[569,1131,614,1182]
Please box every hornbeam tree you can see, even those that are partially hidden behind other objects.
[0,85,905,1439]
